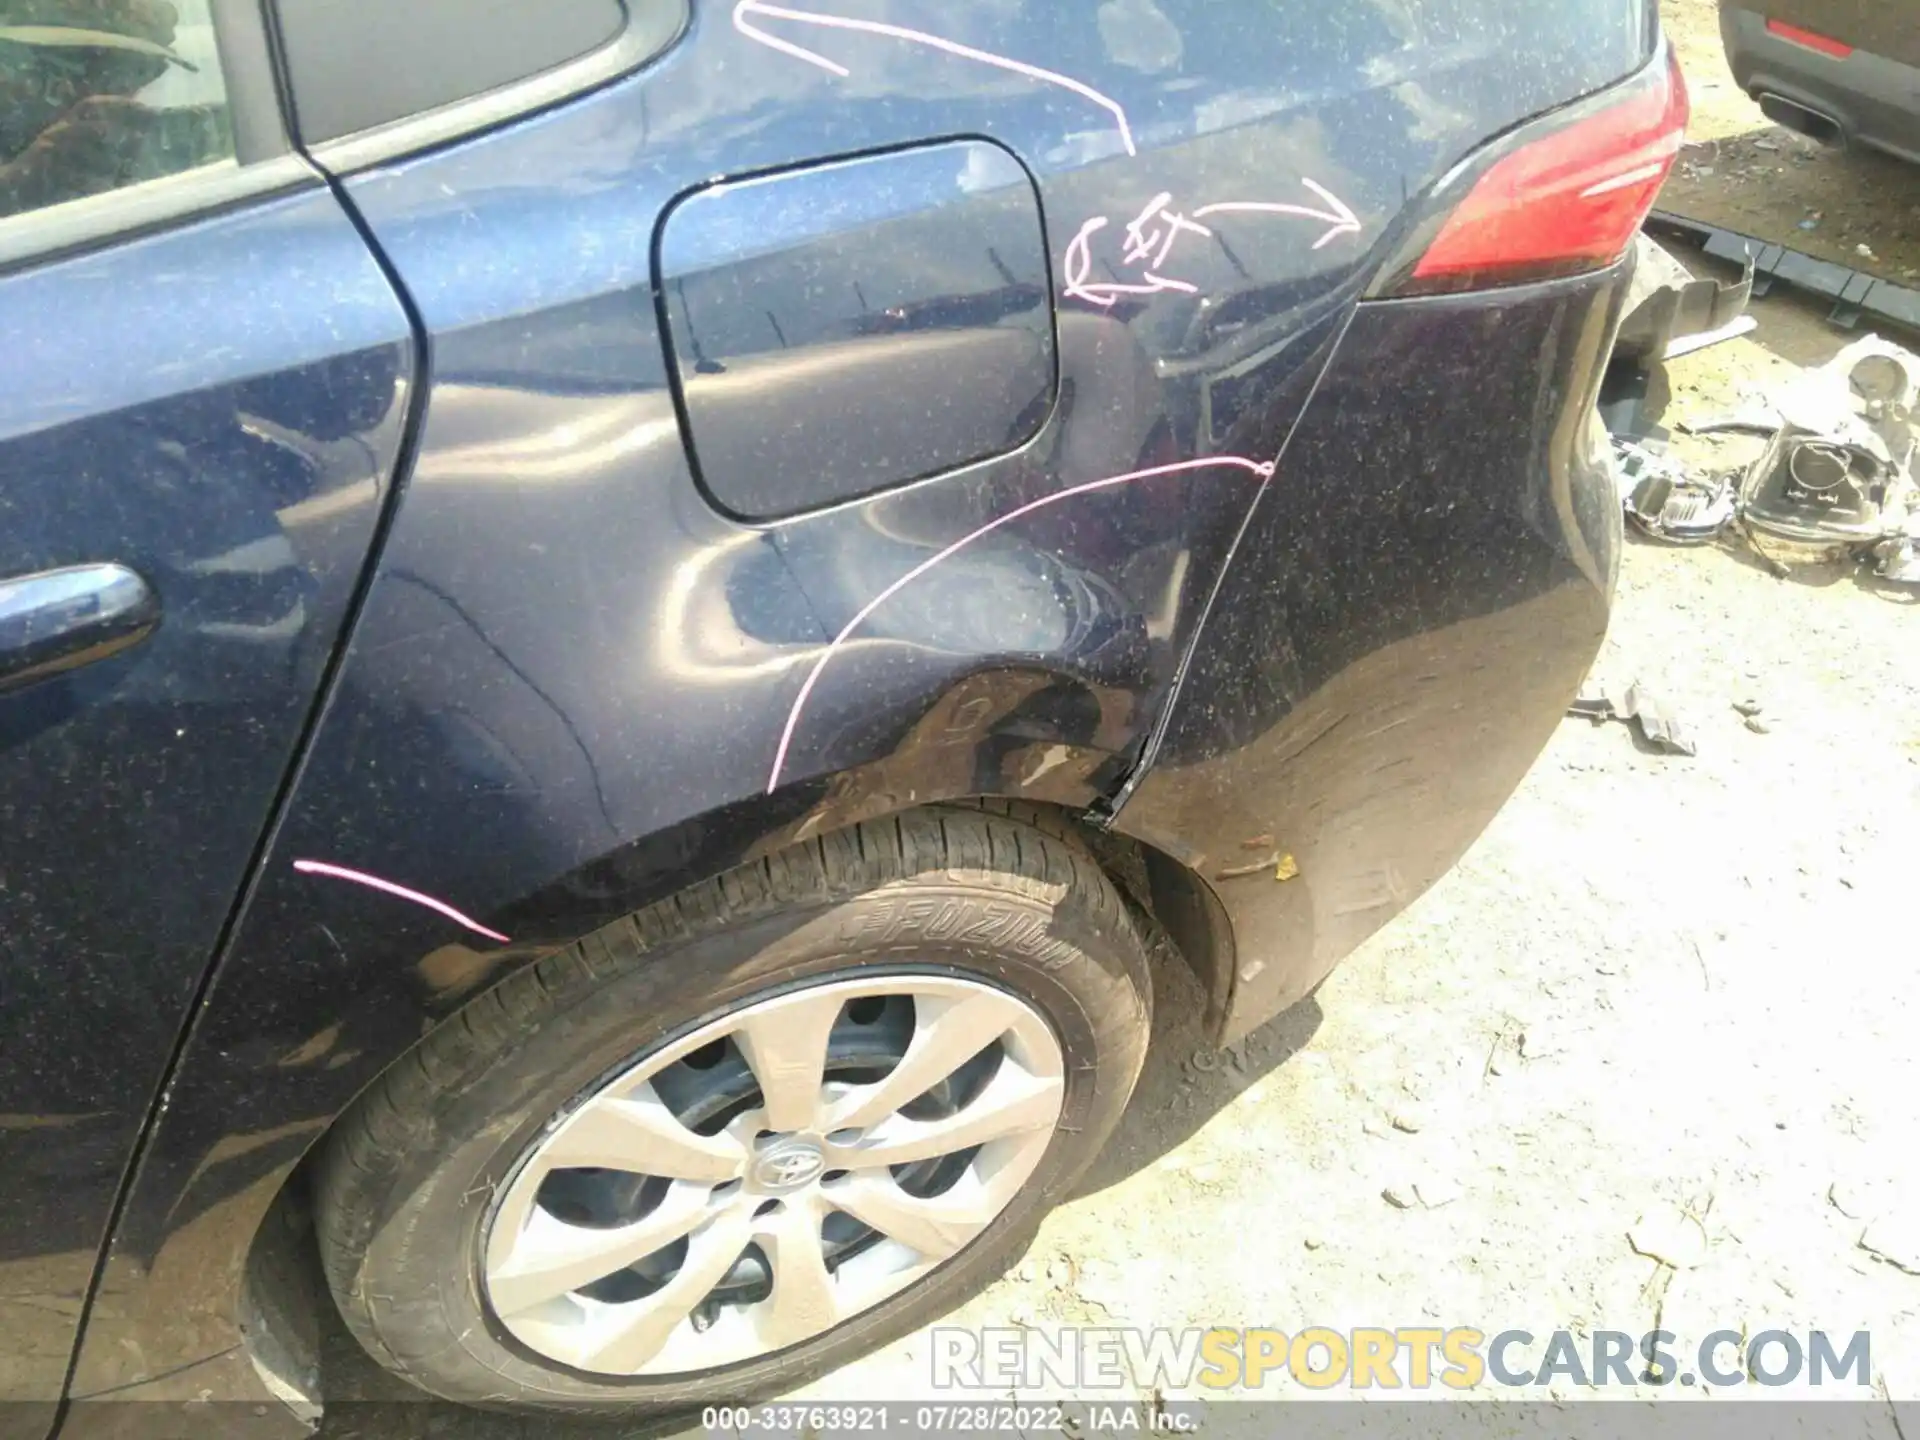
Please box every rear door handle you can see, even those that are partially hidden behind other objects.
[0,563,159,695]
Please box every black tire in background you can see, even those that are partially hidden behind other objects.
[312,805,1154,1416]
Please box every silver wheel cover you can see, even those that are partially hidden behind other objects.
[482,974,1066,1377]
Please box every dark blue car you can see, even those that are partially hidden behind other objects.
[1,0,1679,1425]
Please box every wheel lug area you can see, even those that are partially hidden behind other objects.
[742,1126,831,1194]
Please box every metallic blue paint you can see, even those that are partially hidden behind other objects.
[0,186,412,1410]
[661,138,1057,520]
[1115,268,1630,1037]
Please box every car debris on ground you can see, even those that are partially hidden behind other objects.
[1612,233,1755,364]
[1649,210,1920,337]
[1737,336,1920,579]
[1603,238,1920,584]
[1617,438,1738,545]
[1568,680,1698,756]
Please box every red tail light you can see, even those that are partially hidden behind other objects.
[1405,49,1690,293]
[1765,19,1853,58]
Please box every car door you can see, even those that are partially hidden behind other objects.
[0,0,412,1412]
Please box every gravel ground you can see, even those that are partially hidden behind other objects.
[312,10,1920,1435]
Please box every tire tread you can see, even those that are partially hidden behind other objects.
[313,805,1148,1406]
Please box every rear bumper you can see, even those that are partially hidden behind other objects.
[1114,264,1628,1043]
[1721,7,1920,165]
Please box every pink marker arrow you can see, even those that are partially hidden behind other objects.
[1195,179,1364,251]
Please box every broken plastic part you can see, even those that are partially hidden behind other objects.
[1613,233,1755,362]
[1740,336,1918,552]
[1646,211,1920,338]
[1611,436,1737,544]
[1626,472,1738,544]
[1679,407,1781,437]
[1873,537,1920,585]
[1569,681,1695,756]
[1663,315,1757,360]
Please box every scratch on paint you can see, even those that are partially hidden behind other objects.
[766,456,1276,792]
[292,859,511,945]
[732,0,1138,155]
[317,922,348,965]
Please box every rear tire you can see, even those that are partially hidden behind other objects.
[312,807,1153,1416]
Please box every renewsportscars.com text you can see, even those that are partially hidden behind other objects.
[931,1326,1872,1391]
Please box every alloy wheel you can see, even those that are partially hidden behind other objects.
[482,974,1065,1376]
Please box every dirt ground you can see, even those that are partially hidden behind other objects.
[311,11,1920,1436]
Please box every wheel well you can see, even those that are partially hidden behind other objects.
[239,795,1231,1407]
[241,1160,328,1418]
[944,797,1233,1029]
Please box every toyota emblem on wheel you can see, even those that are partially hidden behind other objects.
[754,1145,825,1190]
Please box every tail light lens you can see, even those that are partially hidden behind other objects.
[1766,19,1852,58]
[1396,48,1690,295]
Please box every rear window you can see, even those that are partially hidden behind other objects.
[271,0,626,144]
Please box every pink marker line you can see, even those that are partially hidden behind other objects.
[732,0,1137,156]
[292,859,511,944]
[1062,217,1196,306]
[1152,211,1210,269]
[1121,192,1176,264]
[766,456,1276,791]
[1194,180,1363,250]
[1062,217,1116,306]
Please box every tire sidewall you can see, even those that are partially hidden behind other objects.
[341,876,1148,1412]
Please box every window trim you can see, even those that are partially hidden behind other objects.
[0,156,319,274]
[301,1,689,176]
[210,0,296,164]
